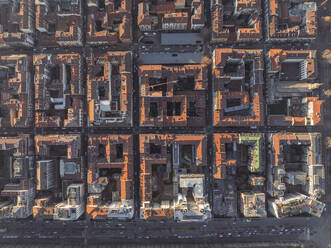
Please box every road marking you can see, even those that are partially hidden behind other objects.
[305,227,310,240]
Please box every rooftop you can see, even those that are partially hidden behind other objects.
[212,0,262,43]
[0,55,33,128]
[139,64,207,127]
[87,0,132,45]
[35,0,82,47]
[267,0,317,40]
[87,134,134,220]
[268,133,324,200]
[139,134,210,221]
[33,134,83,220]
[138,0,204,32]
[213,48,264,127]
[267,49,322,126]
[0,134,33,219]
[214,133,264,180]
[240,192,266,218]
[87,51,132,127]
[269,193,325,218]
[34,54,83,128]
[0,0,34,48]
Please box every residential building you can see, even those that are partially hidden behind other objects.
[139,64,207,127]
[212,0,262,43]
[33,135,84,220]
[35,0,82,46]
[34,54,83,127]
[0,135,34,219]
[266,0,317,41]
[87,0,132,45]
[267,133,324,199]
[140,134,211,221]
[266,49,322,126]
[240,192,266,217]
[0,54,33,127]
[213,133,265,217]
[87,51,132,127]
[267,133,324,218]
[54,183,85,220]
[138,0,204,31]
[0,0,34,48]
[269,193,325,218]
[213,49,264,127]
[86,135,134,220]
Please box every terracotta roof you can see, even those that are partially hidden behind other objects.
[139,64,208,127]
[212,0,262,43]
[86,135,133,220]
[87,51,132,127]
[268,0,317,40]
[34,54,83,128]
[87,0,132,45]
[138,0,204,31]
[35,0,82,47]
[0,55,33,128]
[213,49,264,127]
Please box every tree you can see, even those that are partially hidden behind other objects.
[200,56,212,65]
[324,89,331,96]
[322,16,331,23]
[322,49,331,64]
[321,16,331,28]
[199,27,210,41]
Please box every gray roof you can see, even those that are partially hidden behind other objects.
[161,33,203,45]
[138,52,203,64]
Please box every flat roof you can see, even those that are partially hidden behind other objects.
[138,52,203,64]
[161,33,203,45]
